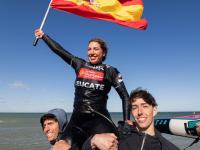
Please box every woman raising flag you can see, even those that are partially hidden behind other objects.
[35,29,130,148]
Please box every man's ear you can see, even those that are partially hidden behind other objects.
[153,106,158,117]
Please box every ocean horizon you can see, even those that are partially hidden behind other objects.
[0,111,200,150]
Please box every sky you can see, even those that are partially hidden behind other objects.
[0,0,200,112]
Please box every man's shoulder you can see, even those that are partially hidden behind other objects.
[155,130,180,150]
[119,130,141,150]
[118,121,140,141]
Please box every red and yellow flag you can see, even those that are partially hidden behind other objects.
[51,0,147,30]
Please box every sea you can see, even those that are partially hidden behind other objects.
[0,112,200,150]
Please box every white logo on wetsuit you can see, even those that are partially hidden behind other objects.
[76,81,104,90]
[85,63,104,71]
[116,74,123,83]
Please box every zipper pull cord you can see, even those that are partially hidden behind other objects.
[140,133,146,150]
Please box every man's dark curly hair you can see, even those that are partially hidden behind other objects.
[129,87,158,107]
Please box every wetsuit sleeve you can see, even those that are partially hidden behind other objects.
[110,67,130,121]
[42,34,80,68]
[81,136,93,150]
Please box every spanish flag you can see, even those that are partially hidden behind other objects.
[51,0,147,30]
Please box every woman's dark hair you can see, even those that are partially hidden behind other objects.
[89,38,108,62]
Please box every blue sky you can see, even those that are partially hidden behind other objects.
[0,0,200,112]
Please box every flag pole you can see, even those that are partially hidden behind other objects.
[33,0,53,46]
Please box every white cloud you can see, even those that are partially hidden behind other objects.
[8,81,30,90]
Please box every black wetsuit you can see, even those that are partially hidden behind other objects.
[42,34,130,148]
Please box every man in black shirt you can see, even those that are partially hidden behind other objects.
[119,88,180,150]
